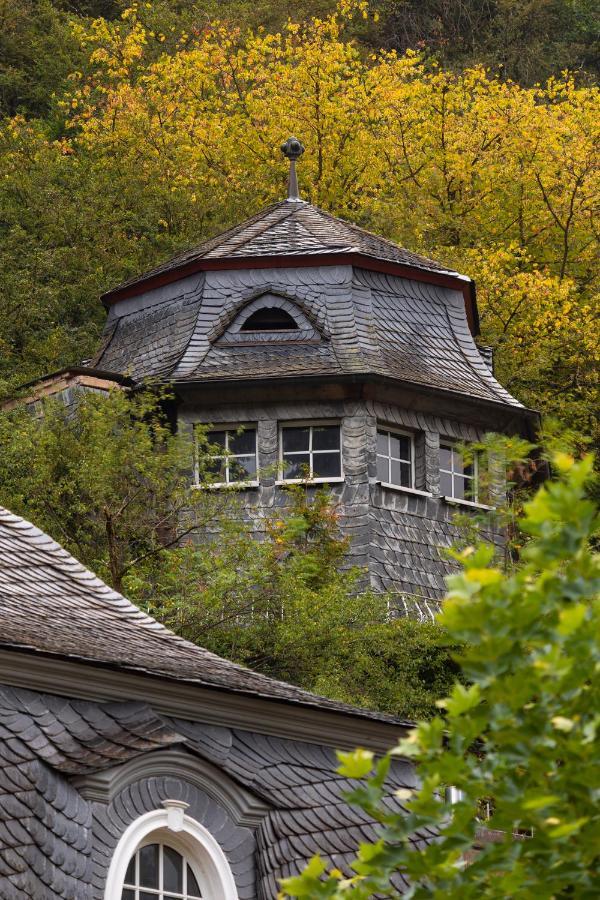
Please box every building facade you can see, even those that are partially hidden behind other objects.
[0,506,419,899]
[0,149,540,897]
[80,179,536,611]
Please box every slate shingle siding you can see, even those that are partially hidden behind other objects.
[95,283,205,380]
[0,686,419,900]
[181,398,501,609]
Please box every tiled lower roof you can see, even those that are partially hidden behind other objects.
[0,507,401,724]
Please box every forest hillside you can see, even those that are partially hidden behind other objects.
[0,0,598,445]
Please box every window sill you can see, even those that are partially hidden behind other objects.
[275,476,346,486]
[193,481,259,490]
[378,482,432,498]
[442,496,495,511]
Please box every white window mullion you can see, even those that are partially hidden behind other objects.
[159,843,163,900]
[225,432,231,485]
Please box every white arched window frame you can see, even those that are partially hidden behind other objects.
[104,801,239,900]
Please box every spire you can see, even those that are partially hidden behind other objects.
[280,136,305,202]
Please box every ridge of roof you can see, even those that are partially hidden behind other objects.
[102,200,468,303]
[0,505,405,725]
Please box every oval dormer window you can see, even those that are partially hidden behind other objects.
[241,308,299,331]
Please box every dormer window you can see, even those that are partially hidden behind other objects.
[241,308,299,332]
[215,293,321,345]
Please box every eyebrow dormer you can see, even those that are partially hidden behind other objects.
[241,307,298,331]
[216,293,320,344]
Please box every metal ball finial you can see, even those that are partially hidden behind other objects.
[281,136,305,201]
[281,136,305,161]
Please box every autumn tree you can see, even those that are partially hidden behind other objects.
[2,1,595,434]
[281,452,600,898]
[0,387,230,591]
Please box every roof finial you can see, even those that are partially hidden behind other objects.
[281,136,305,202]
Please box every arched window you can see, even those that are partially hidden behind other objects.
[105,802,238,900]
[240,307,298,331]
[122,842,203,899]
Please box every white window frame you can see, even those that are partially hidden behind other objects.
[439,441,479,503]
[196,424,258,488]
[104,802,238,900]
[122,840,204,899]
[376,426,415,490]
[278,421,344,484]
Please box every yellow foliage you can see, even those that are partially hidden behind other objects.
[34,1,600,435]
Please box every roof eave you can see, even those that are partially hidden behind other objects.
[1,367,134,411]
[17,365,133,391]
[0,644,412,752]
[173,371,540,431]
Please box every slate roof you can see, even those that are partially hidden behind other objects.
[0,506,401,724]
[94,265,524,410]
[0,685,422,899]
[87,197,535,410]
[105,200,462,299]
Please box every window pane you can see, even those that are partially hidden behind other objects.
[282,427,309,452]
[440,471,453,496]
[283,454,310,479]
[139,893,157,900]
[121,891,135,900]
[230,455,256,481]
[377,455,389,482]
[377,430,389,455]
[390,459,412,487]
[398,436,411,462]
[453,451,465,475]
[400,462,412,487]
[313,452,341,478]
[138,844,159,888]
[207,430,226,448]
[312,426,340,451]
[242,307,298,330]
[124,856,135,885]
[453,475,466,500]
[439,446,453,471]
[163,846,183,893]
[230,429,256,456]
[207,457,226,480]
[464,477,477,501]
[464,458,475,479]
[389,433,401,460]
[187,865,202,898]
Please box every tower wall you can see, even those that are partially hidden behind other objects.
[179,396,502,616]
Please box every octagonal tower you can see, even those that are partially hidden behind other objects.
[87,142,537,614]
